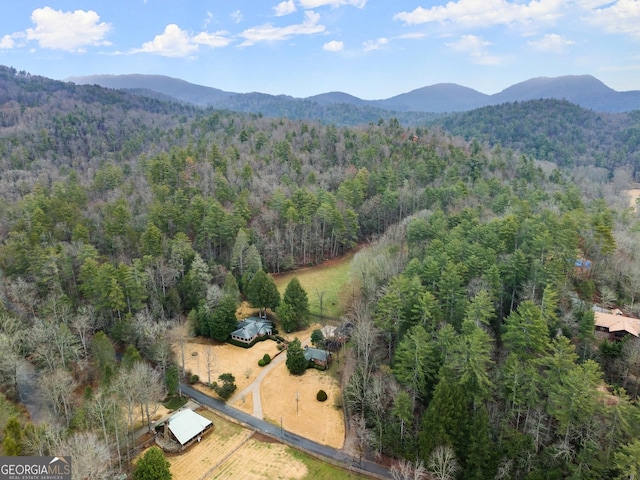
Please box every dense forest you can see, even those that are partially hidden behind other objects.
[1,65,640,479]
[428,99,640,175]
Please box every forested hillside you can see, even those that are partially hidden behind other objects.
[1,66,640,479]
[429,99,640,175]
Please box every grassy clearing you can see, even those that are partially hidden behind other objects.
[273,251,356,319]
[286,447,371,480]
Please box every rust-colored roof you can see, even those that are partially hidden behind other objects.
[594,312,640,337]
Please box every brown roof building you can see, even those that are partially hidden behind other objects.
[594,311,640,338]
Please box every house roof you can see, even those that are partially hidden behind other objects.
[594,312,640,337]
[304,346,330,362]
[231,317,273,340]
[168,409,212,445]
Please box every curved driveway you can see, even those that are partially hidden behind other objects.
[181,383,392,479]
[227,338,309,419]
[227,349,286,419]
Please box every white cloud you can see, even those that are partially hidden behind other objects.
[585,0,640,37]
[25,7,111,52]
[230,10,244,23]
[299,0,367,8]
[0,35,14,49]
[446,34,503,65]
[138,24,198,57]
[203,11,214,28]
[193,31,233,48]
[363,37,389,52]
[0,33,24,49]
[323,40,344,51]
[394,0,564,29]
[133,22,232,57]
[238,10,325,46]
[274,0,297,16]
[528,33,575,52]
[397,32,427,40]
[447,34,492,53]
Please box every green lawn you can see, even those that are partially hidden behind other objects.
[287,447,373,480]
[273,251,356,319]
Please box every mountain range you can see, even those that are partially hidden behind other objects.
[68,73,640,115]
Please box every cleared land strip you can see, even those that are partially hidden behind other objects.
[197,431,254,480]
[210,437,308,479]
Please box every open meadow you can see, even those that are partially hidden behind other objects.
[273,250,356,319]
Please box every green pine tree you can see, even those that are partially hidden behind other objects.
[133,446,172,480]
[286,338,307,375]
[282,277,309,330]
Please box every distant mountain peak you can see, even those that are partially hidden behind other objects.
[494,74,615,103]
[66,72,640,114]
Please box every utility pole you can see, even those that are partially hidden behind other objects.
[296,390,299,415]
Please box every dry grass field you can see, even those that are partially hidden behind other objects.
[261,360,345,449]
[231,390,253,414]
[176,335,281,392]
[210,436,308,480]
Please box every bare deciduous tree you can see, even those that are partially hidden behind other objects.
[351,415,373,466]
[70,305,96,358]
[40,368,77,427]
[131,361,166,432]
[391,458,427,480]
[427,445,459,480]
[56,430,112,480]
[204,345,216,385]
[171,319,190,377]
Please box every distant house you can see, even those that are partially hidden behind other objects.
[164,409,213,448]
[594,311,640,339]
[303,346,332,370]
[573,257,593,279]
[324,321,353,352]
[230,317,273,346]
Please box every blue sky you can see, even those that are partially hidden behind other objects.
[1,1,639,99]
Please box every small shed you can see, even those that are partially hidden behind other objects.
[165,409,213,447]
[303,346,332,370]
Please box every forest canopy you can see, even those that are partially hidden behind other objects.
[1,65,640,479]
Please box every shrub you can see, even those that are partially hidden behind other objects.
[213,373,237,400]
[262,353,271,365]
[258,359,265,367]
[316,389,328,402]
[188,374,199,384]
[163,395,187,410]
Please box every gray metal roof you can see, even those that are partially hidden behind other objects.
[303,346,330,362]
[231,318,273,340]
[168,409,212,445]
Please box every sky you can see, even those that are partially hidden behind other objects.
[1,1,639,100]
